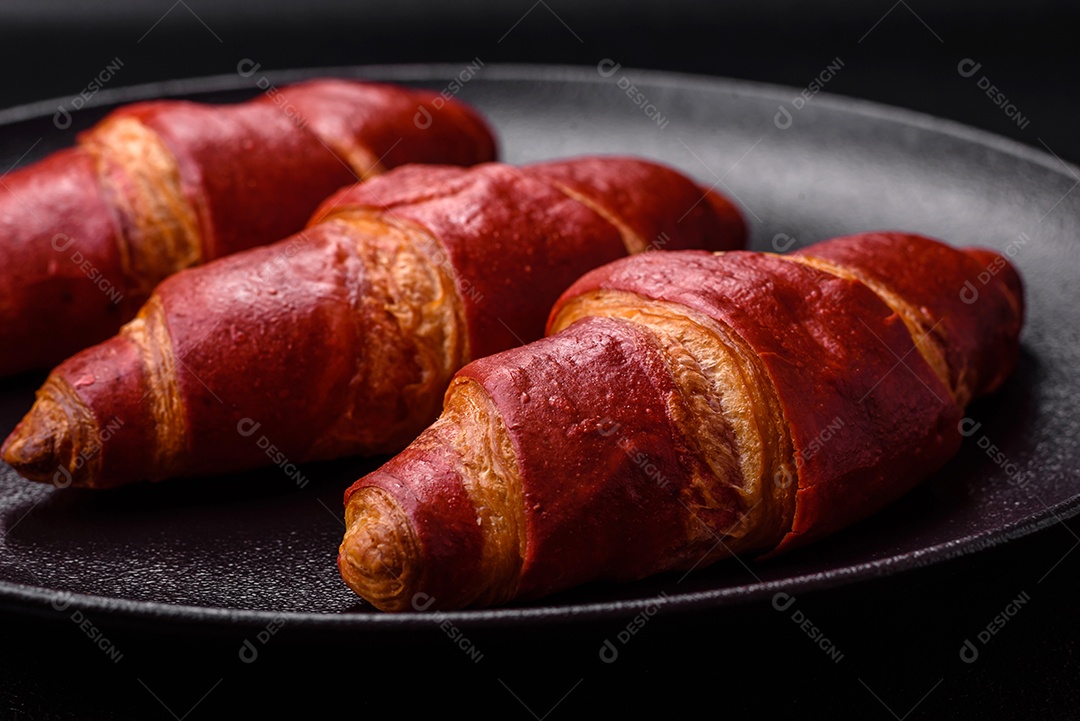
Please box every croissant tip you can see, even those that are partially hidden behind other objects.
[1,420,63,484]
[336,549,368,601]
[338,490,420,612]
[1,383,83,486]
[337,522,395,607]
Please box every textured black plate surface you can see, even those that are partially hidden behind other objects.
[0,64,1077,631]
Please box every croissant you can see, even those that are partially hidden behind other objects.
[337,232,1025,611]
[0,78,496,376]
[1,156,746,488]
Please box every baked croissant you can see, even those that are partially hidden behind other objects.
[1,156,745,488]
[0,78,496,376]
[337,233,1024,611]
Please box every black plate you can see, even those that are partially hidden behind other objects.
[1,64,1077,631]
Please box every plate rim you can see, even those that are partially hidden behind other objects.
[4,62,1076,179]
[1,62,1076,631]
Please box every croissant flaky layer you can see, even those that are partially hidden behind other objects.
[1,157,746,488]
[0,79,496,376]
[338,233,1024,611]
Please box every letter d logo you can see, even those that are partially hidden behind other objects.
[414,106,433,130]
[597,59,621,78]
[236,418,261,437]
[411,592,436,611]
[960,280,979,304]
[958,417,982,437]
[51,233,74,252]
[237,58,261,77]
[774,105,793,130]
[239,639,258,663]
[53,106,72,130]
[599,639,619,663]
[957,58,982,78]
[597,418,621,437]
[772,233,797,253]
[53,466,73,489]
[772,592,796,612]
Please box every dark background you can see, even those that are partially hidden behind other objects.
[1,2,1078,718]
[3,0,1077,162]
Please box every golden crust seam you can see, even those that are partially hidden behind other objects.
[336,208,470,364]
[531,177,646,254]
[302,211,467,457]
[122,295,187,477]
[549,291,798,557]
[340,486,420,612]
[80,116,203,296]
[442,377,527,607]
[776,253,957,402]
[4,375,101,487]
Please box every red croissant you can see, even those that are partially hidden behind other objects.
[1,156,746,488]
[0,78,496,376]
[337,233,1024,611]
